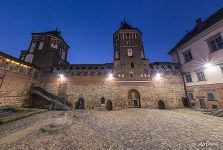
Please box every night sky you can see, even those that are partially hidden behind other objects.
[0,0,223,64]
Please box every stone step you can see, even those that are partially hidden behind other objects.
[206,110,223,117]
[216,111,223,117]
[211,111,221,116]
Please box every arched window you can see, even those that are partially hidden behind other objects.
[127,49,133,57]
[127,40,130,45]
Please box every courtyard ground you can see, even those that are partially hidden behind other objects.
[0,108,223,150]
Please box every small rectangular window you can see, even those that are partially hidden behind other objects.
[207,33,223,52]
[185,74,192,83]
[207,92,216,101]
[131,62,134,68]
[212,105,218,109]
[197,71,206,81]
[182,50,193,63]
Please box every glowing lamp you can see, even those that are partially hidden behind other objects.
[108,73,113,78]
[204,63,213,68]
[58,74,64,78]
[156,73,161,78]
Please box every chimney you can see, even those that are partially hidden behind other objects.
[195,18,204,32]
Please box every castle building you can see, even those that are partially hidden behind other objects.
[0,21,186,110]
[20,30,69,72]
[169,8,223,111]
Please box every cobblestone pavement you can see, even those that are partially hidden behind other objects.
[0,109,223,150]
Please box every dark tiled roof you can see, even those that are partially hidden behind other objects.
[151,62,179,65]
[32,30,69,48]
[32,30,61,36]
[65,63,113,67]
[120,21,136,30]
[168,7,223,54]
[0,50,39,69]
[114,21,142,36]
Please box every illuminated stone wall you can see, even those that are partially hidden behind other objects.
[0,54,38,107]
[40,74,185,110]
[0,70,33,107]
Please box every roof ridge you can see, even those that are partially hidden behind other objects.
[168,7,223,54]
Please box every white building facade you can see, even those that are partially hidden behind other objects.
[169,8,223,111]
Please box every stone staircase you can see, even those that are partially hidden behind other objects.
[204,110,223,117]
[29,86,71,110]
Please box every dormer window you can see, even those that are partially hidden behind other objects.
[127,49,133,57]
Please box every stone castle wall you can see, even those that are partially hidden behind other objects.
[187,84,223,111]
[0,70,33,107]
[40,74,185,110]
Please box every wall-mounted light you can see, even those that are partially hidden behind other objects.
[154,73,162,81]
[108,73,113,78]
[108,73,113,80]
[156,73,161,78]
[204,63,213,68]
[58,74,64,78]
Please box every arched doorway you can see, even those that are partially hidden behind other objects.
[158,100,165,109]
[106,100,112,110]
[75,98,85,109]
[128,89,140,108]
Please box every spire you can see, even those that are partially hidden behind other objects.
[120,19,134,30]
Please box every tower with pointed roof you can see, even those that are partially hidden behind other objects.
[113,21,150,80]
[20,30,69,72]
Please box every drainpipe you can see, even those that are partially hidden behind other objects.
[176,51,191,108]
[0,73,6,89]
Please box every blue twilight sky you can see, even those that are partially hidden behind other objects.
[0,0,223,64]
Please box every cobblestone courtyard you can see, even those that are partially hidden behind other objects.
[0,109,223,150]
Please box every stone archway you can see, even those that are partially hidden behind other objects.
[75,98,85,109]
[106,100,112,111]
[158,100,165,109]
[128,89,141,108]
